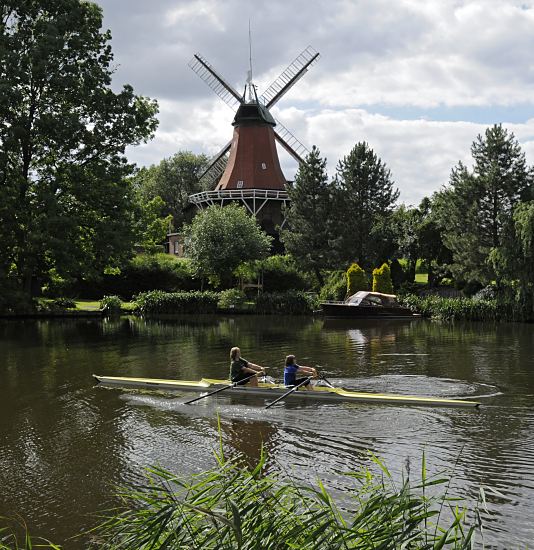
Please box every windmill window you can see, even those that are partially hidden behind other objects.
[236,180,244,188]
[261,162,267,170]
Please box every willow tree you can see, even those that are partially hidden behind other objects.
[0,1,158,300]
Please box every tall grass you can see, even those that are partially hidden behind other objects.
[90,448,482,549]
[400,294,504,322]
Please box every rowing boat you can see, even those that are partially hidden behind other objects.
[93,375,481,408]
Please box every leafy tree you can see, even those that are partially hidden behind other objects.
[490,201,534,319]
[434,125,533,285]
[132,151,209,230]
[333,142,399,268]
[135,196,173,253]
[184,204,272,287]
[281,146,336,286]
[0,0,158,299]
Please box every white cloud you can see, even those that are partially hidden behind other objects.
[99,0,534,203]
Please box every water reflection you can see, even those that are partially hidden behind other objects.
[1,316,534,547]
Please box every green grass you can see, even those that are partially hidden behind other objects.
[415,272,428,284]
[75,299,135,313]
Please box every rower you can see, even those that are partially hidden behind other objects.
[229,347,265,387]
[284,355,317,390]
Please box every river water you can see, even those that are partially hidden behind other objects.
[1,315,533,548]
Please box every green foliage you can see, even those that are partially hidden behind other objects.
[333,142,400,268]
[260,255,310,292]
[92,450,480,549]
[52,297,76,309]
[434,125,534,285]
[184,204,272,288]
[131,151,209,230]
[372,263,394,294]
[318,270,347,301]
[100,295,122,316]
[400,294,505,321]
[134,290,219,315]
[281,146,337,285]
[134,196,173,253]
[346,263,368,295]
[78,254,200,299]
[0,0,159,299]
[217,289,247,310]
[255,291,318,315]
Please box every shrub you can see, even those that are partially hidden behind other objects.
[399,294,504,321]
[134,290,219,315]
[346,263,367,296]
[52,297,76,309]
[372,263,394,294]
[259,255,310,292]
[77,254,201,299]
[100,295,122,316]
[217,289,247,310]
[318,270,346,301]
[255,291,318,315]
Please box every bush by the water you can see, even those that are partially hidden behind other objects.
[255,291,317,315]
[260,255,310,292]
[400,294,504,321]
[100,295,122,316]
[91,450,482,549]
[217,288,247,310]
[77,254,201,299]
[372,263,394,294]
[346,262,367,296]
[319,270,346,301]
[134,290,219,315]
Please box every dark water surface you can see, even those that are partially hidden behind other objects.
[1,315,533,548]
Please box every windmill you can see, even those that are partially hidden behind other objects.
[187,45,319,241]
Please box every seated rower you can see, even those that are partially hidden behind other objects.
[230,347,265,387]
[284,355,317,390]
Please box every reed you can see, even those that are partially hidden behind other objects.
[90,449,482,549]
[400,294,503,322]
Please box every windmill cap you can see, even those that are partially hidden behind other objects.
[233,101,276,127]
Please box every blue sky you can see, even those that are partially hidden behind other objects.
[97,0,534,205]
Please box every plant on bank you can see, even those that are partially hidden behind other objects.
[400,294,505,321]
[90,448,482,549]
[372,263,394,294]
[217,289,247,310]
[318,270,346,301]
[134,290,219,314]
[346,263,368,296]
[255,291,318,315]
[100,295,122,316]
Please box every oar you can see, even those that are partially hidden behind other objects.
[265,376,312,409]
[184,371,262,405]
[319,374,336,388]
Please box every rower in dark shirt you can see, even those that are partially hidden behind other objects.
[229,347,264,387]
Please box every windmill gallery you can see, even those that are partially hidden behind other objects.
[174,46,321,251]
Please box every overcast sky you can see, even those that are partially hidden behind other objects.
[96,0,534,205]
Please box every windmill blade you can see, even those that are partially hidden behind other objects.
[273,119,309,163]
[260,46,320,109]
[199,141,232,186]
[189,53,242,110]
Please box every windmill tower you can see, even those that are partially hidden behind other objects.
[188,46,319,245]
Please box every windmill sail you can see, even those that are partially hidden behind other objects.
[260,46,320,108]
[188,54,241,110]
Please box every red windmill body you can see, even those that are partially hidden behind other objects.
[188,47,320,242]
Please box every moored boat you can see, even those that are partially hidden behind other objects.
[321,291,419,319]
[93,374,480,408]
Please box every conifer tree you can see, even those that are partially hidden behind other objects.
[281,146,336,286]
[333,142,399,268]
[435,125,534,284]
